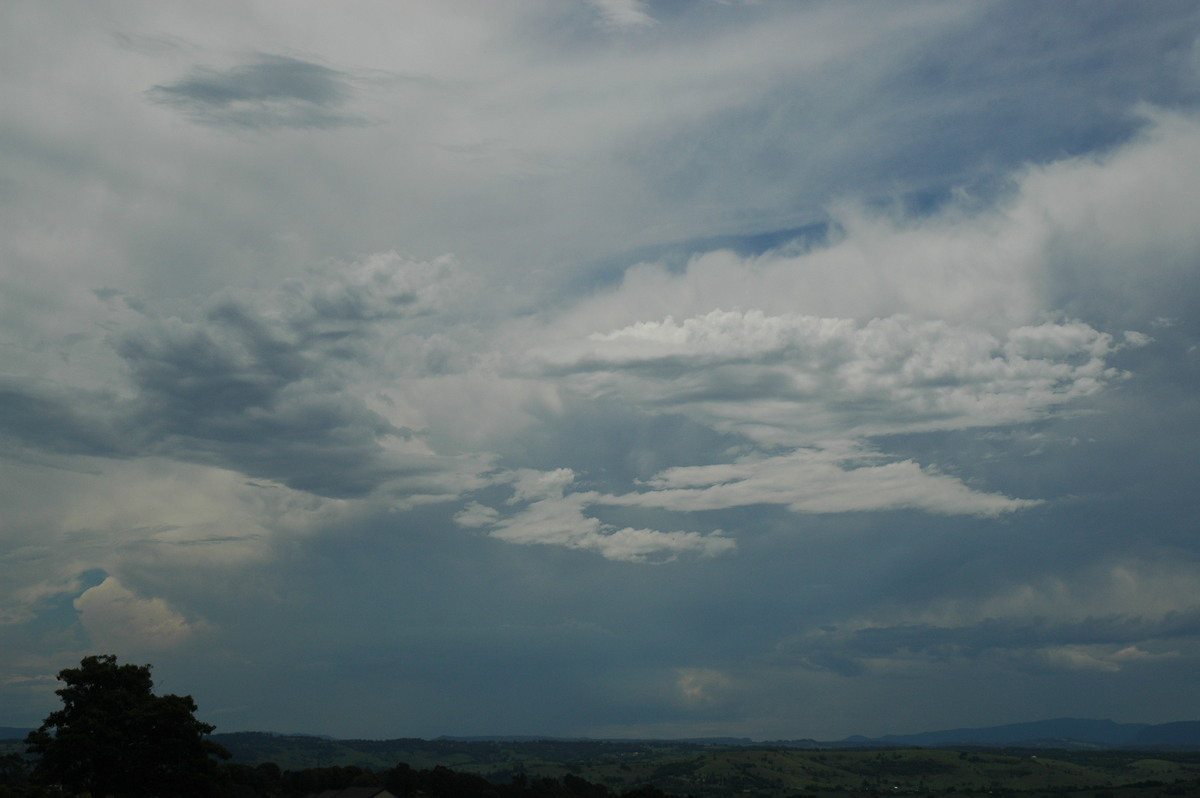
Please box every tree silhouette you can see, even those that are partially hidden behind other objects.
[25,654,229,797]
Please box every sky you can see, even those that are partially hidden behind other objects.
[2,0,1200,742]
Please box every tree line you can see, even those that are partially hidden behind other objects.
[2,655,684,798]
[220,760,676,798]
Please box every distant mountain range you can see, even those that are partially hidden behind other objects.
[829,718,1200,750]
[4,717,1200,750]
[418,718,1200,750]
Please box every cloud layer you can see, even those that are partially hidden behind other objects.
[2,0,1200,741]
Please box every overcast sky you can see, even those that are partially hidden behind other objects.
[3,0,1200,742]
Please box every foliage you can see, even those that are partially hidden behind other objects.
[24,654,229,798]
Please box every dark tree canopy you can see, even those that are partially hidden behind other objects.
[25,654,229,798]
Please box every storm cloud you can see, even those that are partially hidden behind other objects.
[3,0,1200,741]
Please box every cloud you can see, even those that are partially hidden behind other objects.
[148,54,362,129]
[782,560,1200,677]
[4,0,1200,739]
[587,0,657,31]
[867,561,1200,632]
[507,467,578,503]
[790,616,1199,678]
[458,472,735,563]
[74,576,203,651]
[534,310,1129,443]
[0,379,126,457]
[1040,645,1123,673]
[600,445,1037,517]
[512,308,1128,525]
[676,667,734,705]
[538,110,1200,359]
[0,252,491,503]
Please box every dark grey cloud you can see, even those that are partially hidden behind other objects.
[0,380,125,458]
[0,255,478,499]
[117,316,404,497]
[149,55,362,129]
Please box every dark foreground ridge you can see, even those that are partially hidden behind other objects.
[7,727,1200,797]
[184,735,1200,797]
[6,716,1200,797]
[13,657,1200,797]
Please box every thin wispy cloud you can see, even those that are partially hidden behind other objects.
[587,0,658,31]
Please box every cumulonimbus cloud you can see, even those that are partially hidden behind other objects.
[74,576,204,651]
[491,296,1143,551]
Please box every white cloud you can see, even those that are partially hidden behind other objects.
[0,454,359,639]
[74,577,204,651]
[508,467,578,503]
[1037,644,1180,674]
[676,667,734,705]
[584,525,735,562]
[530,112,1200,354]
[1039,645,1125,673]
[531,310,1127,447]
[464,442,1030,557]
[454,501,501,529]
[601,444,1036,517]
[459,475,735,562]
[587,0,657,31]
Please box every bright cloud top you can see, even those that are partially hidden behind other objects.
[457,468,734,563]
[600,445,1038,517]
[535,310,1134,442]
[587,0,658,31]
[74,577,204,652]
